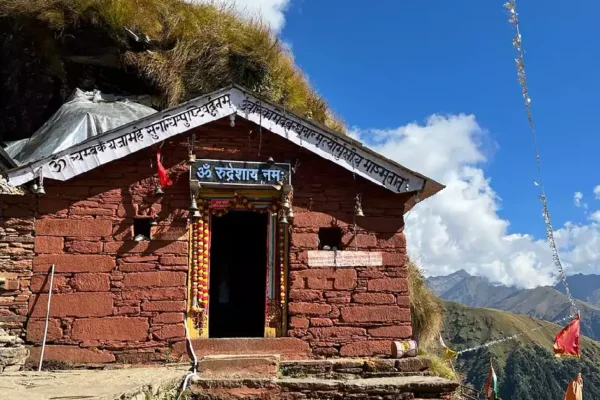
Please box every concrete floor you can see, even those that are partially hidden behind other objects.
[0,366,188,400]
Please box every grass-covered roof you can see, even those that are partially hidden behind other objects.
[0,0,345,141]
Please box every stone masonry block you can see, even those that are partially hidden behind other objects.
[33,255,115,273]
[34,237,64,254]
[35,219,112,237]
[29,293,113,318]
[72,317,149,341]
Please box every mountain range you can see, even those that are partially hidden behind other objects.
[442,301,600,399]
[427,270,600,341]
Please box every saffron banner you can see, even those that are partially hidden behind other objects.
[563,373,583,400]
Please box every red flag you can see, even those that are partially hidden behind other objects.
[156,149,172,188]
[553,314,581,358]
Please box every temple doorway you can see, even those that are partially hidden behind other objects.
[209,211,268,338]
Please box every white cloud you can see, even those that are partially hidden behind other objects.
[353,115,600,288]
[191,0,291,32]
[574,192,584,208]
[594,185,600,199]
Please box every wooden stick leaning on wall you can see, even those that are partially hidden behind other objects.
[38,264,55,372]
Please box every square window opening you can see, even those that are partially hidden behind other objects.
[133,218,152,241]
[318,227,343,251]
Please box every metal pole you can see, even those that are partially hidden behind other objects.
[38,264,55,372]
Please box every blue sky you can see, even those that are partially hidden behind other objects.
[280,0,599,237]
[213,0,600,286]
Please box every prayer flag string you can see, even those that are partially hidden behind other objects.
[452,314,574,357]
[503,0,579,315]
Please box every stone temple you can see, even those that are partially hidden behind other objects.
[0,85,458,398]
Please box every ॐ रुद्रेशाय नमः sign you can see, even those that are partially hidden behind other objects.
[191,159,291,187]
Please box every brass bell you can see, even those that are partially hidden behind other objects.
[354,194,365,217]
[355,204,365,218]
[189,196,199,213]
[191,209,201,221]
[279,213,289,225]
[32,180,46,196]
[286,207,294,220]
[187,152,196,165]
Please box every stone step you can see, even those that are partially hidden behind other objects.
[279,356,431,379]
[190,375,458,399]
[173,337,311,361]
[278,376,458,395]
[197,354,280,379]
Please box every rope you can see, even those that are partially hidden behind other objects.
[504,0,579,315]
[454,314,574,357]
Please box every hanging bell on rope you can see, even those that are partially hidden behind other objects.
[32,179,46,196]
[189,195,199,213]
[354,194,365,217]
[279,213,289,225]
[286,206,294,220]
[154,184,165,196]
[191,209,201,221]
[187,152,196,165]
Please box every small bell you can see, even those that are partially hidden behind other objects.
[267,157,275,165]
[191,209,201,221]
[155,184,165,196]
[279,213,289,225]
[229,114,236,128]
[286,207,294,220]
[187,152,196,165]
[189,196,199,213]
[149,217,158,227]
[354,194,365,217]
[282,197,291,210]
[33,181,46,196]
[355,204,365,218]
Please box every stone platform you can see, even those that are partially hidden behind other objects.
[0,356,458,399]
[0,366,187,400]
[190,356,458,399]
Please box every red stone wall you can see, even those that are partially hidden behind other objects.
[287,158,411,358]
[0,118,411,364]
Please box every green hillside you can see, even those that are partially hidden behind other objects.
[442,301,600,399]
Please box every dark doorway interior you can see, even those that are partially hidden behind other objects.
[209,211,268,338]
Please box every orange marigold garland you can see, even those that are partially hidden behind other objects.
[279,223,286,306]
[191,220,200,311]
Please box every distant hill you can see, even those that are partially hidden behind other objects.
[443,301,600,399]
[556,274,600,306]
[427,269,518,307]
[427,271,600,340]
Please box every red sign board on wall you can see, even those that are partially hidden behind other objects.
[211,199,230,209]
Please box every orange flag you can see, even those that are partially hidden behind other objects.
[553,314,581,358]
[563,373,583,400]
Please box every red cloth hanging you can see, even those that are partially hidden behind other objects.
[156,149,173,188]
[553,314,581,358]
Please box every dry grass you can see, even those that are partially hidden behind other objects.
[408,260,444,352]
[408,260,458,381]
[0,0,345,132]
